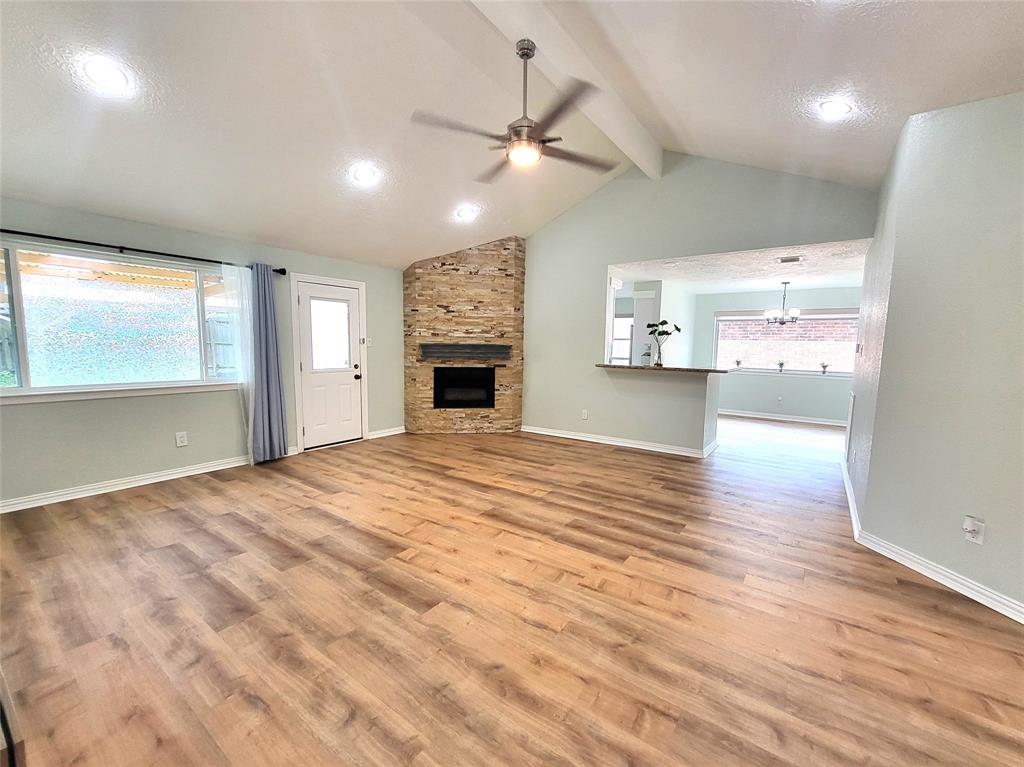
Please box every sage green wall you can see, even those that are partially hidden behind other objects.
[719,372,853,422]
[0,197,405,501]
[523,152,878,448]
[848,140,901,516]
[852,93,1024,602]
[1,391,248,497]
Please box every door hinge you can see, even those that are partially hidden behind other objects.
[299,361,303,371]
[297,295,301,306]
[302,426,306,435]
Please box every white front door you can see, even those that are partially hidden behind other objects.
[297,282,363,447]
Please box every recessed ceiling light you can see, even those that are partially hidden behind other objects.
[817,98,854,121]
[78,53,135,98]
[453,203,481,223]
[347,161,382,189]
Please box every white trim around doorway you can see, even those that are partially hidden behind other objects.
[288,273,369,453]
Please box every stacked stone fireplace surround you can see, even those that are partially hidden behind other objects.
[403,236,525,433]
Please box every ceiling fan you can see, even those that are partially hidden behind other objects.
[411,38,617,183]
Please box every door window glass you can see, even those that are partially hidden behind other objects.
[309,298,350,370]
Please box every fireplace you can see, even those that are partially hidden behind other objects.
[433,367,496,409]
[404,236,524,432]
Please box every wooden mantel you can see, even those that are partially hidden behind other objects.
[595,364,732,374]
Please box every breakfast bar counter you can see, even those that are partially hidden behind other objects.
[594,364,733,374]
[594,363,730,457]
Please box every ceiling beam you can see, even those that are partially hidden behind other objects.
[472,1,663,179]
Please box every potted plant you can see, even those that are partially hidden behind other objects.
[777,359,786,372]
[820,362,829,375]
[645,320,682,367]
[734,359,742,368]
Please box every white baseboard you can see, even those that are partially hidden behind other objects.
[840,459,1022,624]
[366,426,406,440]
[858,531,1024,624]
[719,409,846,427]
[521,426,706,459]
[840,460,862,538]
[702,439,719,458]
[0,455,251,514]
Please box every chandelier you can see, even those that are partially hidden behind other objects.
[765,281,801,325]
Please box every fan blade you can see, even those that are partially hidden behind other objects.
[476,158,509,184]
[534,79,596,135]
[410,110,505,141]
[543,145,617,173]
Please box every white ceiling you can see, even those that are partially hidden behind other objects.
[548,1,1024,187]
[2,2,1022,269]
[611,239,870,294]
[0,2,627,269]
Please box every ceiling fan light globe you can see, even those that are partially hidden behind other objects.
[507,139,541,167]
[788,308,801,318]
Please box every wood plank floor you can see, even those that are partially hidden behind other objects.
[2,421,1022,766]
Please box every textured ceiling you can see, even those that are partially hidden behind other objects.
[611,239,871,294]
[549,1,1024,187]
[0,2,626,269]
[2,2,1021,270]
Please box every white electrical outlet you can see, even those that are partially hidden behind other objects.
[962,515,985,544]
[581,409,589,420]
[175,431,189,448]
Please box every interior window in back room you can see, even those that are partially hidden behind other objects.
[715,313,858,372]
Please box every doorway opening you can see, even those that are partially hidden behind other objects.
[289,273,368,451]
[604,238,869,453]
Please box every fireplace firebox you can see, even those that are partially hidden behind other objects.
[433,367,496,409]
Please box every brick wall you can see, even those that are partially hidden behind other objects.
[403,237,525,433]
[716,316,857,371]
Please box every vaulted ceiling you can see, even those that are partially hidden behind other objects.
[2,2,1022,268]
[482,1,1024,188]
[0,2,627,269]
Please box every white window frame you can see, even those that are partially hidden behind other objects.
[0,237,241,404]
[712,308,859,376]
[609,315,633,365]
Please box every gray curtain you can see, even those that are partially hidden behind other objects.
[250,263,288,463]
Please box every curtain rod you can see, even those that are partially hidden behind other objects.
[0,228,287,275]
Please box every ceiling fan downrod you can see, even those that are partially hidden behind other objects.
[516,39,536,120]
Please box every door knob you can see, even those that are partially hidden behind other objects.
[354,374,362,380]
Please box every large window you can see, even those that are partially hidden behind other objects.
[1,243,241,392]
[715,313,858,373]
